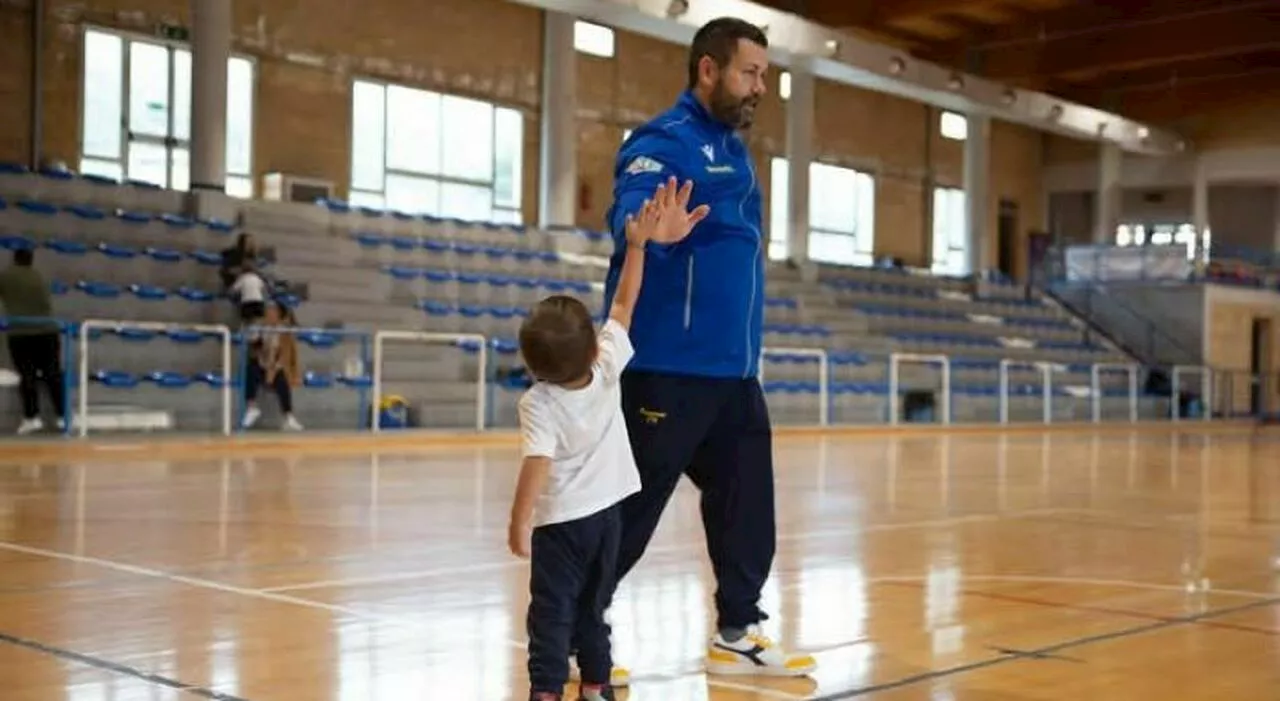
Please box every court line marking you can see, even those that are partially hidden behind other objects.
[808,594,1280,700]
[0,629,252,701]
[2,539,1276,701]
[780,573,1276,600]
[261,508,1076,593]
[0,541,420,632]
[0,540,810,700]
[877,579,1280,637]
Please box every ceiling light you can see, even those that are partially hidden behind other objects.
[947,73,964,90]
[888,56,906,75]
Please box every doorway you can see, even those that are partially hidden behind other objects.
[997,198,1018,279]
[1252,318,1274,418]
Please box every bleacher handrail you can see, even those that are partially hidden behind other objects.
[1171,364,1213,422]
[236,323,373,432]
[997,358,1053,425]
[78,319,233,436]
[759,346,829,426]
[888,352,952,425]
[371,330,487,432]
[1090,362,1139,424]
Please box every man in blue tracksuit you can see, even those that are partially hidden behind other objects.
[597,17,817,681]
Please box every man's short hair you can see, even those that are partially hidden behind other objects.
[687,17,768,90]
[13,248,33,266]
[519,295,598,385]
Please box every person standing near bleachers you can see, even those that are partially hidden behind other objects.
[0,249,66,435]
[592,16,816,683]
[241,300,303,431]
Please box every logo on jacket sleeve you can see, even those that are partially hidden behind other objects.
[625,156,664,175]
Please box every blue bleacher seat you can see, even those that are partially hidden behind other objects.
[145,371,193,389]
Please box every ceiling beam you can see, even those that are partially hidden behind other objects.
[1069,69,1280,121]
[868,0,986,23]
[975,7,1280,81]
[504,0,1185,154]
[1063,53,1280,96]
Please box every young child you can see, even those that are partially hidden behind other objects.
[509,176,710,701]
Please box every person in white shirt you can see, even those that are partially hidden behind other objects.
[508,176,709,701]
[230,267,267,325]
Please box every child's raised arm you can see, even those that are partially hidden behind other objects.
[607,177,709,330]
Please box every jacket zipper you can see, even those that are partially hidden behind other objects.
[684,253,695,330]
[729,132,760,378]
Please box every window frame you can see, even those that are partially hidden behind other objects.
[940,111,967,141]
[930,186,968,275]
[348,76,523,223]
[572,20,615,58]
[77,24,257,197]
[769,157,876,266]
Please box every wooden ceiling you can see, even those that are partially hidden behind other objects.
[759,0,1280,123]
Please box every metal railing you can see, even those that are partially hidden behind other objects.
[78,319,233,436]
[6,313,1261,437]
[371,330,487,432]
[760,346,830,426]
[888,352,951,425]
[1090,362,1139,423]
[234,324,373,432]
[1171,364,1212,422]
[998,359,1053,425]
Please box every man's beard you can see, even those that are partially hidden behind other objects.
[709,80,758,130]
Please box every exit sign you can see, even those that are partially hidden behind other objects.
[156,22,189,41]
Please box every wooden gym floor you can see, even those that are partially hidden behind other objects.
[0,426,1277,700]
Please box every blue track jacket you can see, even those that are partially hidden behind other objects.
[602,90,765,379]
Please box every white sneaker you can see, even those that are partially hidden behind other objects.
[705,624,816,677]
[16,418,42,435]
[241,407,261,428]
[281,415,303,431]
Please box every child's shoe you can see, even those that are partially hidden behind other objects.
[578,685,615,701]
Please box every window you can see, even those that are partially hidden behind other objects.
[573,20,614,58]
[931,187,967,275]
[940,111,967,141]
[350,79,523,222]
[79,28,255,197]
[779,71,791,101]
[770,158,876,266]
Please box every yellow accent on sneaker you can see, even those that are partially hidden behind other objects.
[568,664,630,688]
[704,625,817,677]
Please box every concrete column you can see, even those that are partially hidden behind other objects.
[189,0,230,192]
[538,11,576,229]
[1094,142,1122,244]
[1192,156,1210,258]
[1273,185,1280,254]
[784,63,815,262]
[963,114,990,275]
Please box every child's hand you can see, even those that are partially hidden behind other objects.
[624,177,710,247]
[508,519,531,558]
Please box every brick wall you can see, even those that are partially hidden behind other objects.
[3,0,1048,278]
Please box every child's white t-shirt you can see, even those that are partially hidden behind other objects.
[232,271,265,303]
[518,318,642,527]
